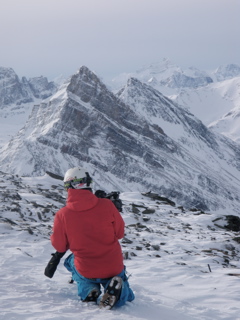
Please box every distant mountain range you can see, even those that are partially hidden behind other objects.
[1,63,240,213]
[109,60,240,141]
[0,66,57,105]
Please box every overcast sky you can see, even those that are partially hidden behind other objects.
[0,0,239,81]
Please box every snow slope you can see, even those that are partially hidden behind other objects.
[1,173,240,320]
[209,106,240,143]
[173,77,240,127]
[0,101,37,147]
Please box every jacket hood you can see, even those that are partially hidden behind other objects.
[66,189,98,211]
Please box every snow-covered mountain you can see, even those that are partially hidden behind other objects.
[110,59,240,95]
[0,66,57,107]
[213,63,240,82]
[175,77,240,144]
[110,59,214,94]
[0,66,57,146]
[110,60,240,143]
[173,76,240,126]
[1,66,240,213]
[208,104,240,143]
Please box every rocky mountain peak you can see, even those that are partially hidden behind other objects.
[2,66,240,213]
[0,66,17,79]
[67,66,109,102]
[0,66,57,108]
[0,66,33,107]
[214,64,240,81]
[119,76,218,152]
[66,66,136,126]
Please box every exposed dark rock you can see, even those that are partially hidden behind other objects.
[151,244,160,251]
[142,192,175,206]
[46,171,64,181]
[233,237,240,244]
[142,208,155,214]
[213,215,240,232]
[225,215,240,232]
[142,216,151,222]
[121,237,133,244]
[132,205,140,214]
[1,218,18,225]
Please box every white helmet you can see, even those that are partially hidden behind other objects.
[63,167,93,190]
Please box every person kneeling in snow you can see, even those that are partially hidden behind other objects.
[50,167,135,309]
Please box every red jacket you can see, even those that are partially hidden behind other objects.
[51,189,125,278]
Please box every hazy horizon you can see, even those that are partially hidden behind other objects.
[0,0,239,81]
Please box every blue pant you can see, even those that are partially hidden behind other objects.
[64,254,135,307]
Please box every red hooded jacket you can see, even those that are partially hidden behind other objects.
[51,189,125,278]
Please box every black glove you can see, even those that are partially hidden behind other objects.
[112,199,123,212]
[44,251,66,278]
[95,190,107,198]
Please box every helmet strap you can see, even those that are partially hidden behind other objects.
[85,172,92,187]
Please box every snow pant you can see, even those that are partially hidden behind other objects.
[64,253,135,307]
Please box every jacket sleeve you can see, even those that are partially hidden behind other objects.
[50,210,69,252]
[110,202,125,239]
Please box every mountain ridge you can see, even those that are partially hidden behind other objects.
[110,61,240,141]
[1,66,240,213]
[0,66,57,107]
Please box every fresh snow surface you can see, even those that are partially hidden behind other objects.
[1,174,240,320]
[0,103,34,147]
[173,77,240,127]
[208,105,240,143]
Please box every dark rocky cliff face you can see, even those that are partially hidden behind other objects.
[0,67,56,108]
[33,67,177,182]
[1,66,240,212]
[0,67,33,106]
[66,67,162,139]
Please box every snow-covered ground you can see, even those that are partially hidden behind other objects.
[1,173,240,320]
